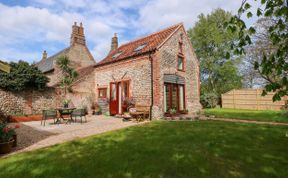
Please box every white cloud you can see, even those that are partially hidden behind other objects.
[138,0,259,33]
[0,0,261,63]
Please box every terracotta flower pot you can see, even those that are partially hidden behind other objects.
[0,139,14,154]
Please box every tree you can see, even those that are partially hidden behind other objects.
[188,9,243,108]
[227,0,288,101]
[239,18,274,88]
[0,61,49,91]
[56,56,78,93]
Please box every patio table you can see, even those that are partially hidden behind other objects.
[56,108,76,124]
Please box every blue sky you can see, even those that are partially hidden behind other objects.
[0,0,258,63]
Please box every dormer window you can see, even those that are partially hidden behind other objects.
[112,51,122,59]
[134,43,147,52]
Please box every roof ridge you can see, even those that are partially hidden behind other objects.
[45,47,70,61]
[119,23,183,48]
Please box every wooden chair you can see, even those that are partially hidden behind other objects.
[71,109,87,123]
[129,105,150,122]
[136,105,150,119]
[41,110,57,126]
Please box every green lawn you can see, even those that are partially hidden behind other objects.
[204,108,288,123]
[1,121,288,178]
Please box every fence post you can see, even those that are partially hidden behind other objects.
[256,89,259,110]
[221,94,223,108]
[233,89,235,109]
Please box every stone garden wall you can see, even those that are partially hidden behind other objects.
[0,88,60,115]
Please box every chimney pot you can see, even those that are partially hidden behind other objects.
[70,22,86,46]
[110,33,118,52]
[42,50,47,60]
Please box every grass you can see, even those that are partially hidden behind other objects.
[1,121,288,178]
[204,108,288,123]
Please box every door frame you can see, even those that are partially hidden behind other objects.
[109,82,119,115]
[109,80,130,115]
[164,83,186,113]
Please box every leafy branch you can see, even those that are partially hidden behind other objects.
[226,0,288,101]
[56,56,78,94]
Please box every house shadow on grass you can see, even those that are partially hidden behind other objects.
[0,121,287,178]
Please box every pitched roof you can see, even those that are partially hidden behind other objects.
[96,23,182,66]
[36,47,70,73]
[0,60,11,73]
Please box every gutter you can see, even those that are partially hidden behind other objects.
[149,52,154,121]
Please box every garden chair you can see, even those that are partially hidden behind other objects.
[129,105,150,122]
[71,109,87,124]
[41,110,57,126]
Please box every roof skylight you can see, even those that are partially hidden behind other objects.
[112,51,122,59]
[134,43,147,52]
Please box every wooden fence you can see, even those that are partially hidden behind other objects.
[221,89,287,110]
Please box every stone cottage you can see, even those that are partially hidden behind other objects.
[37,22,201,119]
[95,23,201,118]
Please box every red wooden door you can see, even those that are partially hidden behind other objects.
[109,82,118,115]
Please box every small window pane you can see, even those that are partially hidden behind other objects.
[99,88,107,98]
[134,43,147,52]
[179,85,184,110]
[111,84,116,100]
[112,51,122,59]
[178,57,184,70]
[123,81,129,98]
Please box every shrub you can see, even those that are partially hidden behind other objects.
[200,92,219,108]
[0,123,20,142]
[0,61,49,91]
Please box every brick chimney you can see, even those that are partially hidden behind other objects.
[42,50,47,60]
[70,22,86,46]
[110,33,118,52]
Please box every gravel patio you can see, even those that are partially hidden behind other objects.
[5,115,146,156]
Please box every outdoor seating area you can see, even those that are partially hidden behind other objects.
[41,108,87,126]
[1,114,144,156]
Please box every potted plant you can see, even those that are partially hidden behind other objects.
[91,102,96,114]
[169,108,177,117]
[95,107,102,115]
[63,99,71,108]
[122,97,135,112]
[180,109,189,114]
[0,123,20,154]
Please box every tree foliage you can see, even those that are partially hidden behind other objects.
[188,9,243,108]
[240,18,273,88]
[227,0,288,101]
[0,61,49,91]
[56,56,78,93]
